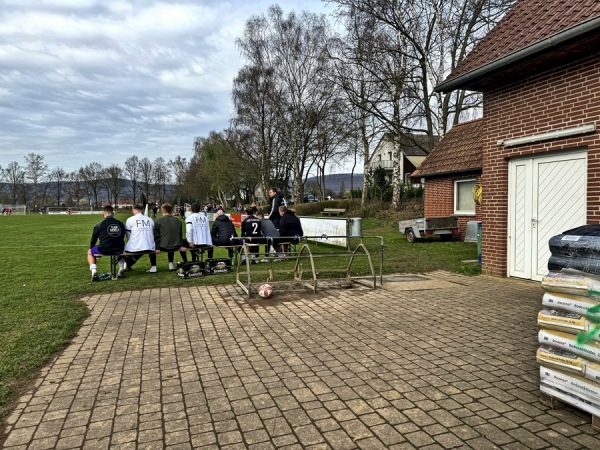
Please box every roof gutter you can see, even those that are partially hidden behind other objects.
[435,16,600,94]
[416,167,482,179]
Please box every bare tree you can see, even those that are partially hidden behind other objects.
[138,157,152,205]
[330,10,385,204]
[329,0,513,208]
[79,162,103,208]
[24,153,48,208]
[49,167,68,206]
[330,0,513,134]
[169,156,190,205]
[232,63,288,193]
[152,157,170,205]
[3,161,25,205]
[124,156,140,204]
[100,164,123,207]
[66,171,86,207]
[235,6,339,203]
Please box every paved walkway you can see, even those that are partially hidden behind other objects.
[2,272,600,449]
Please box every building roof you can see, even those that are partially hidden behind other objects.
[413,119,483,178]
[437,0,600,92]
[375,133,438,156]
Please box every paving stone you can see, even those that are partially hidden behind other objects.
[323,429,356,450]
[2,276,598,449]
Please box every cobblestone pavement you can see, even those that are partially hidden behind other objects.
[2,272,600,449]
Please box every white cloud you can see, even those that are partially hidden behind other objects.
[0,0,331,172]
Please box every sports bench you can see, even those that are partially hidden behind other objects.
[104,250,155,280]
[321,208,346,216]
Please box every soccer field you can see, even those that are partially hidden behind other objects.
[0,212,239,414]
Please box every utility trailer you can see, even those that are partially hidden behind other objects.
[398,216,459,243]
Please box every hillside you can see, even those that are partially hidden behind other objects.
[305,173,364,195]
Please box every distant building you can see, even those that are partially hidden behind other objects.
[368,133,438,184]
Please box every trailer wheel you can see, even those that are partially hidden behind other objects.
[406,229,417,243]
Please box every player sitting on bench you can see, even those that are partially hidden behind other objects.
[121,203,156,274]
[186,202,213,260]
[88,205,126,281]
[210,209,239,258]
[150,203,189,271]
[277,205,303,254]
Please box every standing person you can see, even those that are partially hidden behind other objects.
[241,206,261,263]
[267,187,286,229]
[122,203,156,273]
[211,209,238,258]
[179,205,185,219]
[277,205,304,254]
[256,209,279,259]
[87,205,126,281]
[150,203,189,271]
[186,203,213,260]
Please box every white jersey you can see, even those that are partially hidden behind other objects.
[125,213,155,252]
[186,213,212,246]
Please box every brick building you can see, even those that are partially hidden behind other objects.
[413,119,483,240]
[435,0,600,280]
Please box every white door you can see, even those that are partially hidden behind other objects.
[508,151,587,281]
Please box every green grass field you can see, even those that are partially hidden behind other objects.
[0,212,479,416]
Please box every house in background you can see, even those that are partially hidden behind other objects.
[435,0,600,281]
[412,119,483,240]
[368,133,436,184]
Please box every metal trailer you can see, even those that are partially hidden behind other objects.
[398,216,459,243]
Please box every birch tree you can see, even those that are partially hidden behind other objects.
[235,5,338,203]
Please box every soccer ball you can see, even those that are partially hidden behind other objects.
[258,283,273,299]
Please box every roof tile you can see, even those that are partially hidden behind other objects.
[414,119,483,177]
[446,0,600,82]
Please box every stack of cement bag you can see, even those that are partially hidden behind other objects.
[548,225,600,274]
[538,269,600,416]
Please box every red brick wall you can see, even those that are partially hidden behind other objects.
[482,52,600,277]
[423,175,483,239]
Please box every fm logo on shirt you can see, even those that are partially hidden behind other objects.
[135,219,152,228]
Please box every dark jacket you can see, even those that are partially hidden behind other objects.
[155,215,184,251]
[241,215,262,243]
[278,210,303,240]
[211,214,237,245]
[90,216,126,255]
[268,191,286,228]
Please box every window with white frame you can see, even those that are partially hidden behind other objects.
[454,179,476,215]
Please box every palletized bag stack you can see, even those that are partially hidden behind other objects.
[538,270,600,424]
[548,225,600,274]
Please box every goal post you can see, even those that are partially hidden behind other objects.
[1,204,26,215]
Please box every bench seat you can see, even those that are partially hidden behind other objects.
[321,208,346,216]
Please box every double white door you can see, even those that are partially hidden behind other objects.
[508,151,587,281]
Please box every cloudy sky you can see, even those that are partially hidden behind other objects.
[0,0,334,174]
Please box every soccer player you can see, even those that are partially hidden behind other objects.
[151,203,188,271]
[122,203,156,273]
[88,205,125,281]
[241,206,262,263]
[277,205,304,254]
[185,203,213,260]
